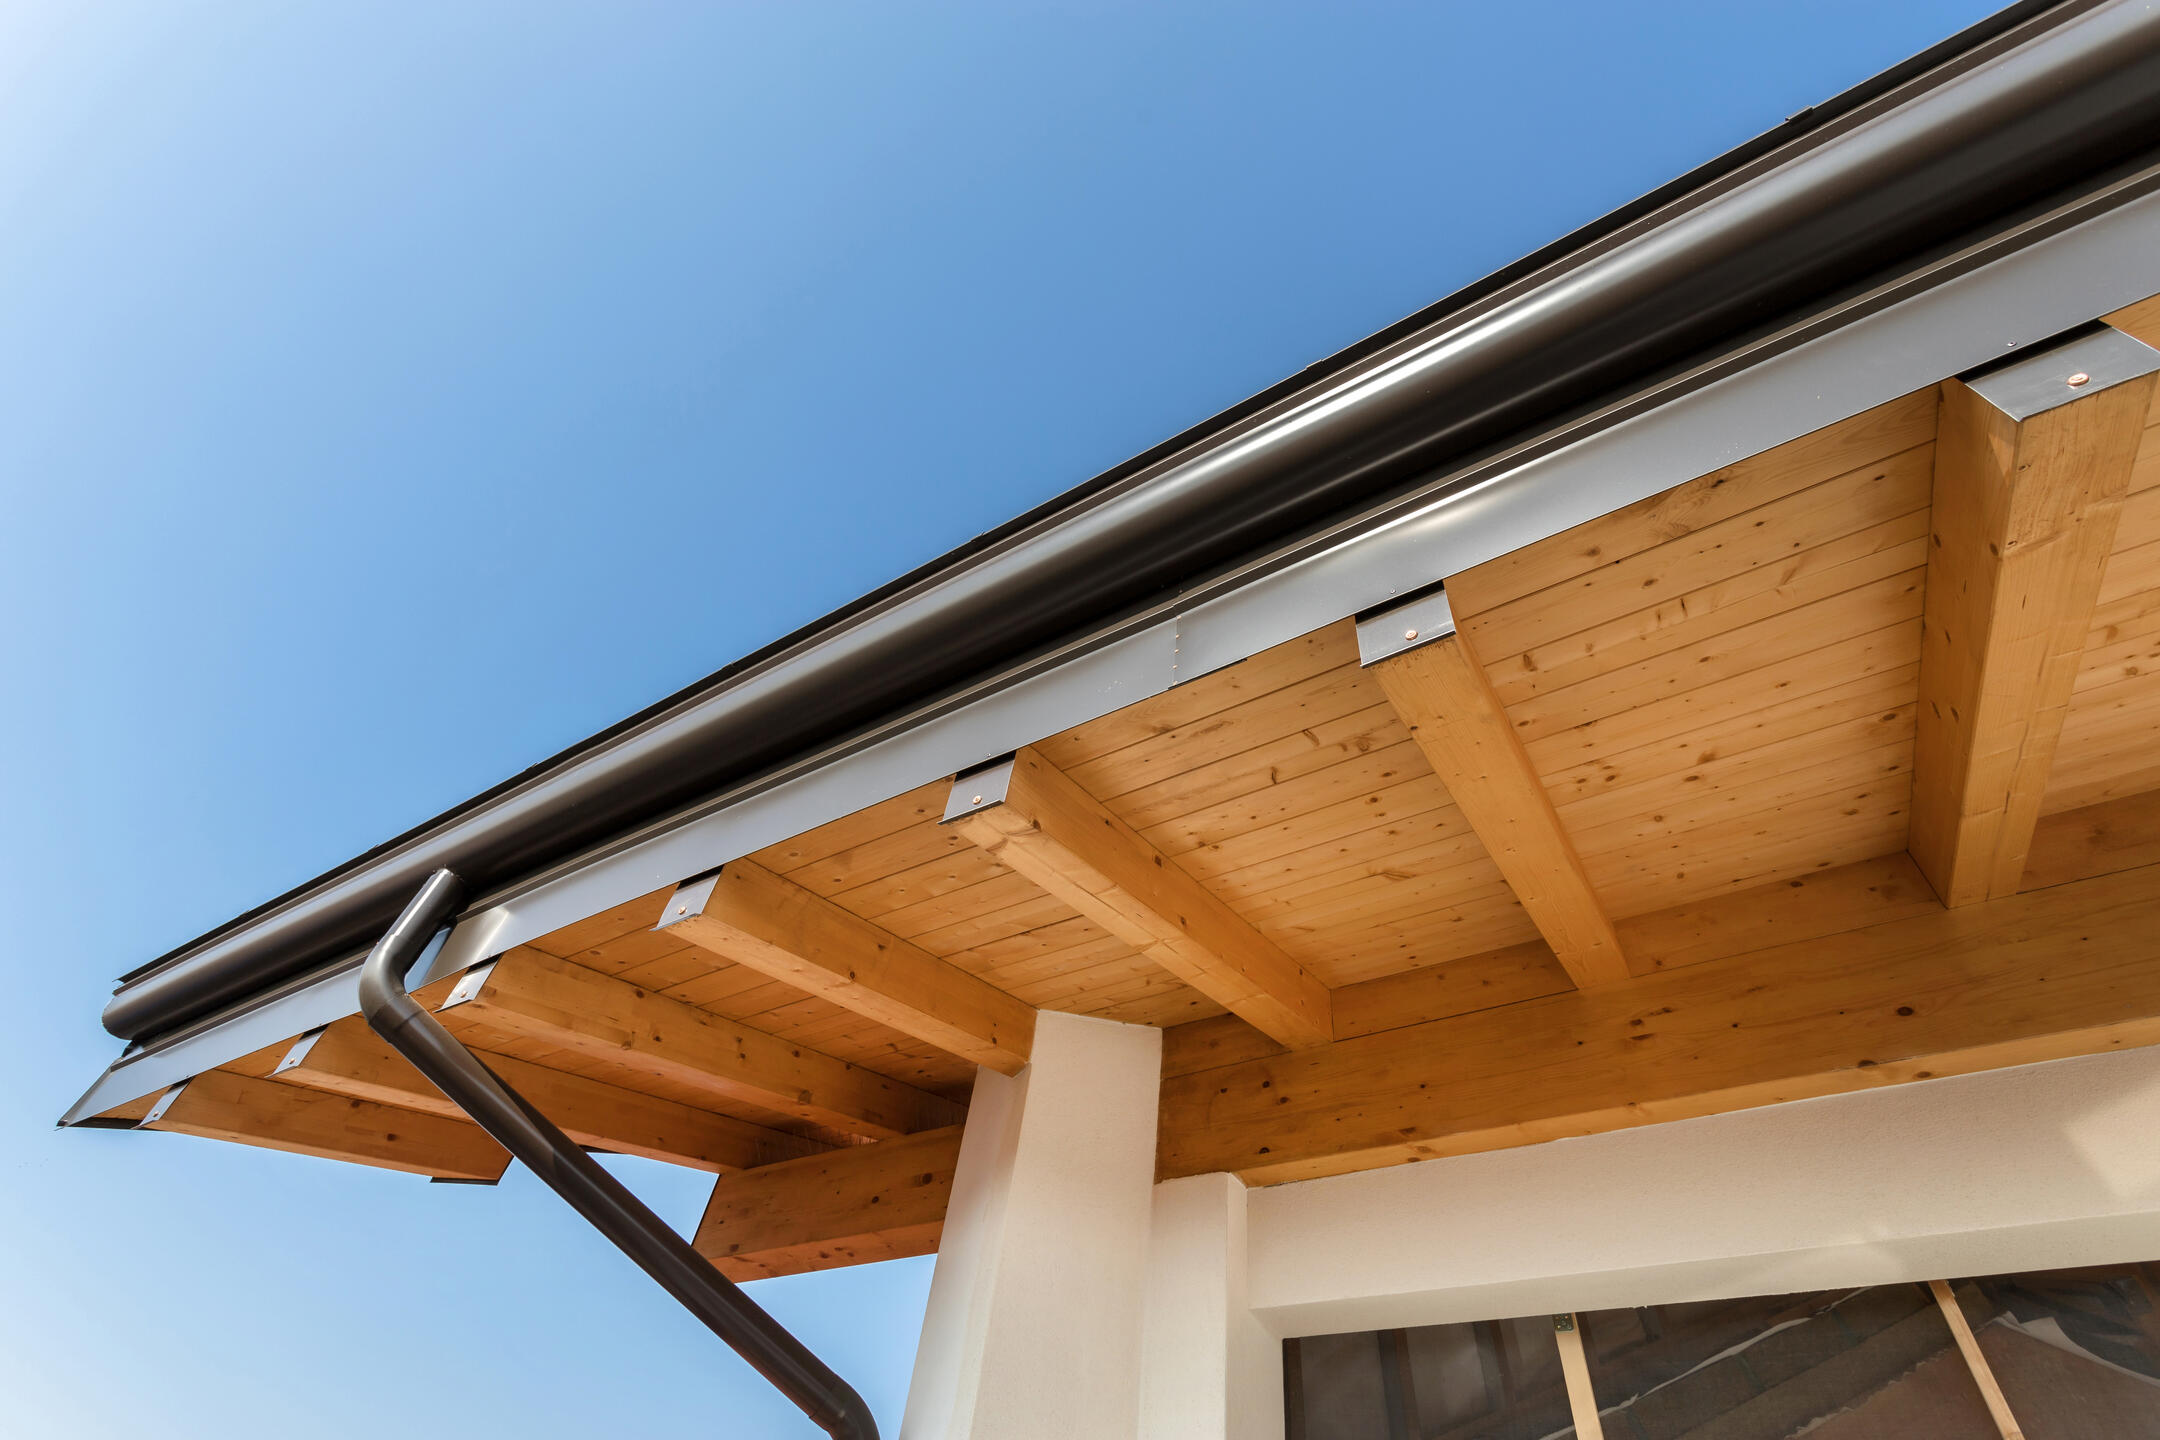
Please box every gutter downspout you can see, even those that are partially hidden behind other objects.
[358,869,881,1440]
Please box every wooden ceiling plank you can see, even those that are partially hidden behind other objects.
[144,1069,510,1181]
[1035,624,1357,771]
[1446,388,1939,618]
[277,1016,826,1173]
[1489,516,1929,711]
[1470,442,1934,672]
[655,860,1036,1077]
[946,746,1334,1049]
[1525,620,1921,776]
[1911,343,2160,906]
[693,1125,962,1282]
[1369,626,1629,989]
[1140,740,1432,859]
[1542,665,1917,810]
[442,947,963,1140]
[1503,567,1927,746]
[2020,789,2160,892]
[1160,860,2160,1185]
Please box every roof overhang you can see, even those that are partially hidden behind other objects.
[70,0,2160,1119]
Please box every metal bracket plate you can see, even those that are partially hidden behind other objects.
[942,754,1017,823]
[439,959,499,1011]
[139,1079,189,1127]
[1962,324,2160,420]
[655,871,722,931]
[272,1027,327,1076]
[1355,587,1458,667]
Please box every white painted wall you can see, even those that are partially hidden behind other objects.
[1247,1047,2160,1338]
[1138,1174,1282,1440]
[902,1011,1163,1440]
[909,1036,2160,1437]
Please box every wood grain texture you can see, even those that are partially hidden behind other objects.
[448,947,964,1139]
[2019,789,2160,893]
[693,1125,961,1281]
[279,1016,826,1172]
[146,1069,510,1180]
[1912,366,2158,906]
[1158,851,1943,1075]
[662,859,1036,1075]
[949,746,1333,1048]
[1372,630,1628,987]
[1159,862,2160,1184]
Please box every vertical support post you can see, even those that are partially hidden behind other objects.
[1139,1173,1283,1440]
[1930,1280,2027,1440]
[901,1011,1163,1440]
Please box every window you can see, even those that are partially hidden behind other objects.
[1282,1263,2160,1439]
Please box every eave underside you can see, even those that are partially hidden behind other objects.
[85,291,2160,1284]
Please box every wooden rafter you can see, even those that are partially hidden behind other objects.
[1160,850,1947,1078]
[1367,620,1629,987]
[945,746,1333,1049]
[1159,859,2160,1184]
[440,947,964,1140]
[276,1016,827,1173]
[693,1125,963,1281]
[144,1069,510,1181]
[656,859,1035,1076]
[1911,330,2160,906]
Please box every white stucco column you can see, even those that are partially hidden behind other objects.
[1138,1172,1283,1440]
[901,1010,1164,1440]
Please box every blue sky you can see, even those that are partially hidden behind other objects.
[0,3,2002,1434]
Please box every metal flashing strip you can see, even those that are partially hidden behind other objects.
[60,167,2160,1128]
[1962,322,2160,419]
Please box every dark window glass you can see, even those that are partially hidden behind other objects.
[1947,1262,2160,1438]
[1284,1315,1576,1440]
[1575,1284,1995,1438]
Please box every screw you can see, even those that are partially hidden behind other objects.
[2068,372,2091,387]
[676,905,686,915]
[1403,628,1419,641]
[972,795,983,805]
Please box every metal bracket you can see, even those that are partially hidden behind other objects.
[1354,586,1458,667]
[439,958,499,1011]
[272,1027,327,1076]
[654,870,722,931]
[1961,323,2160,420]
[139,1079,189,1127]
[1553,1313,1578,1334]
[942,754,1017,823]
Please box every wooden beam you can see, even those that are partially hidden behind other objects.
[1158,851,1947,1077]
[693,1125,962,1281]
[1158,861,2160,1184]
[144,1069,510,1181]
[2020,790,2160,893]
[945,746,1333,1049]
[1368,625,1629,987]
[276,1017,828,1173]
[1911,333,2160,906]
[442,947,964,1140]
[656,859,1034,1076]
